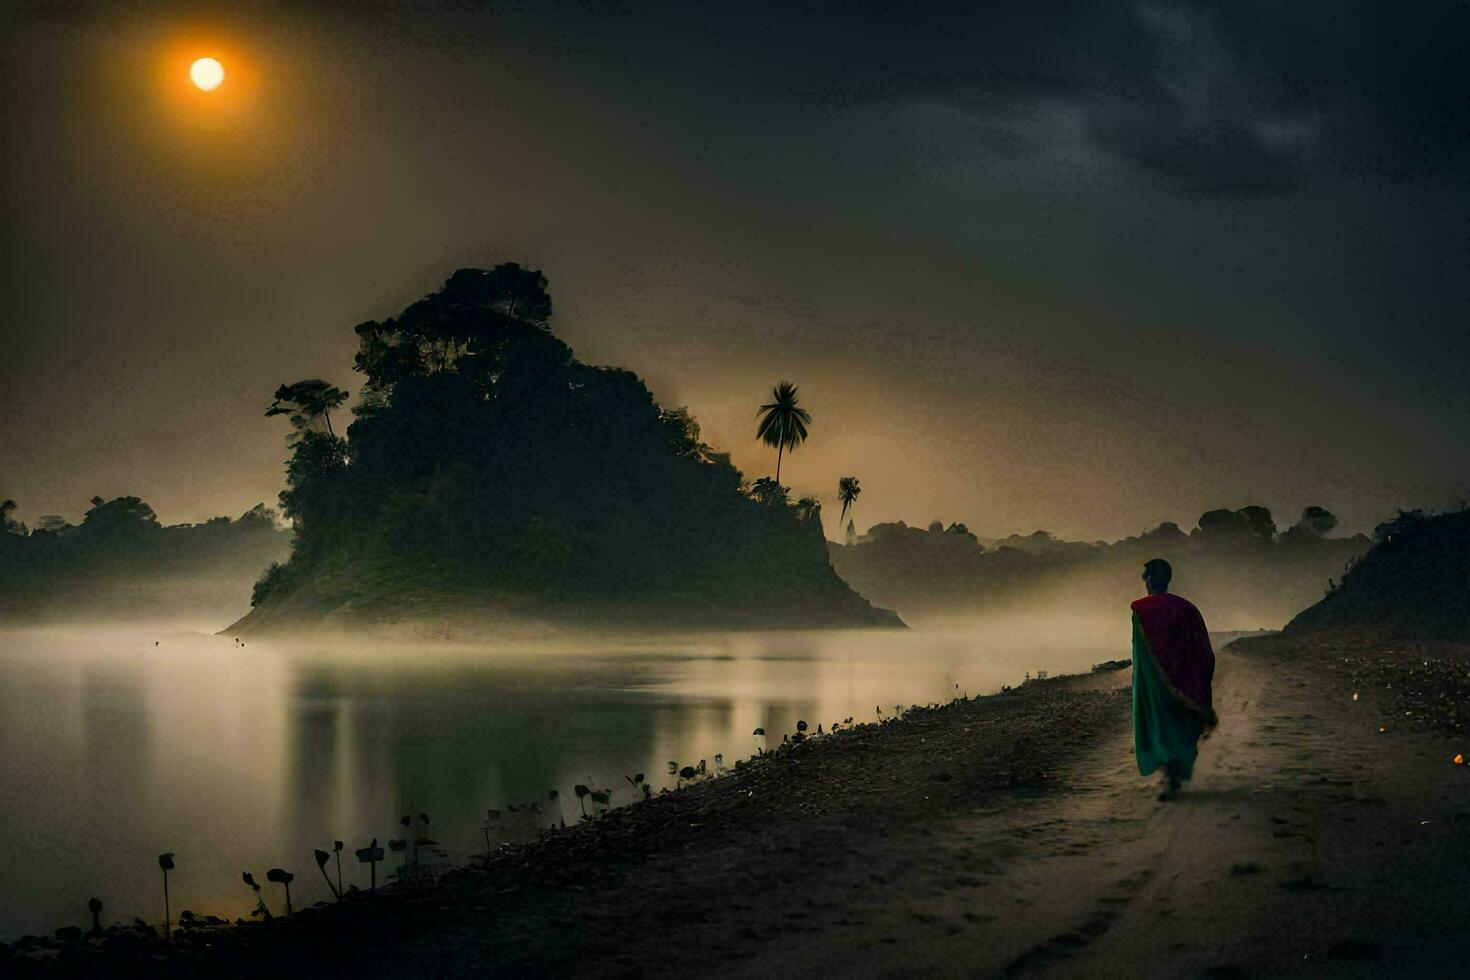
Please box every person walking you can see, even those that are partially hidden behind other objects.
[1131,558,1218,800]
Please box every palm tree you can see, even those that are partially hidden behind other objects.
[836,476,862,528]
[157,852,175,938]
[754,381,812,483]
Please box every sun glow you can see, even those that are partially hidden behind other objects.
[190,57,225,91]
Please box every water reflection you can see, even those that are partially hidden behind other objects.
[0,616,1123,939]
[80,664,150,831]
[286,698,340,833]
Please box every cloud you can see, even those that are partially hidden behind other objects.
[810,1,1467,197]
[1079,3,1318,194]
[814,70,1082,115]
[1082,100,1314,197]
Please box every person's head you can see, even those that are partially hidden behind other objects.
[1141,558,1173,595]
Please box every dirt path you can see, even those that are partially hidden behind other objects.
[741,640,1470,977]
[1073,640,1470,977]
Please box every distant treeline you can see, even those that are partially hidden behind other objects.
[0,497,290,623]
[830,505,1371,629]
[236,265,897,633]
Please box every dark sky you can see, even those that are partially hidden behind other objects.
[3,1,1468,541]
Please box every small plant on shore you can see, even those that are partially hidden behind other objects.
[574,780,612,820]
[753,728,767,755]
[354,839,384,891]
[625,772,652,799]
[314,849,340,900]
[88,897,103,936]
[241,872,272,920]
[574,783,591,819]
[157,852,175,938]
[265,869,294,914]
[333,841,344,896]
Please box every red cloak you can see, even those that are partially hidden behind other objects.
[1130,592,1217,726]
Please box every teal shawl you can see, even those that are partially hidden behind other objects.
[1131,610,1208,780]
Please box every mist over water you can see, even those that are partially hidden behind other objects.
[0,614,1135,938]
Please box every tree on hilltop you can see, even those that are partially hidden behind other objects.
[837,476,862,528]
[755,381,811,484]
[266,380,349,439]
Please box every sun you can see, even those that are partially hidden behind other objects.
[189,57,225,91]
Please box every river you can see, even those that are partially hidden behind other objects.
[0,614,1126,939]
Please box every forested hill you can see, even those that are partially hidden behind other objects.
[0,498,290,624]
[232,265,900,635]
[1284,509,1470,641]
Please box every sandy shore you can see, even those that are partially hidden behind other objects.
[8,633,1470,977]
